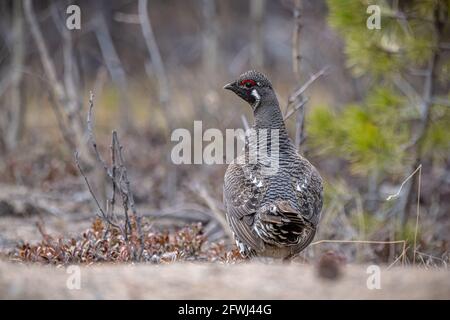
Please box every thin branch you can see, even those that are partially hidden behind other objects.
[283,97,309,121]
[392,74,422,114]
[87,92,110,173]
[413,165,422,266]
[284,66,329,116]
[94,12,131,129]
[23,0,66,103]
[405,6,441,151]
[112,131,144,257]
[86,92,136,200]
[24,0,92,164]
[74,151,121,231]
[386,164,422,201]
[138,0,170,109]
[396,4,444,227]
[191,183,234,240]
[431,97,450,107]
[47,91,76,150]
[291,0,302,81]
[310,239,407,246]
[84,93,144,259]
[113,12,140,24]
[387,244,410,270]
[382,11,434,23]
[109,134,117,223]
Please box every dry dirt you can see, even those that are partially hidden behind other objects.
[0,260,449,299]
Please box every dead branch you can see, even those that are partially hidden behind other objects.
[81,92,144,259]
[201,0,218,83]
[283,96,309,121]
[292,0,305,151]
[138,0,170,110]
[287,0,327,150]
[190,183,234,240]
[74,151,122,231]
[93,11,131,130]
[250,0,266,68]
[397,4,444,226]
[285,66,330,114]
[23,0,92,164]
[292,0,302,82]
[289,15,331,146]
[431,97,450,107]
[4,0,26,151]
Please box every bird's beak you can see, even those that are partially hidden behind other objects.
[223,82,235,91]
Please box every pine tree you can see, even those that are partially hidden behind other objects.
[308,0,450,225]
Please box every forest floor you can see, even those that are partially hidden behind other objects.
[1,131,449,300]
[0,260,449,299]
[1,182,449,300]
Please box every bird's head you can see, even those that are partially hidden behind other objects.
[223,70,274,110]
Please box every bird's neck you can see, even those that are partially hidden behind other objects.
[253,101,290,140]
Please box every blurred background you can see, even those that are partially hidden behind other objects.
[0,0,448,267]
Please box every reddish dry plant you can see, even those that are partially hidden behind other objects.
[9,219,242,265]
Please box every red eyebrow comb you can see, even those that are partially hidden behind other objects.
[240,79,256,86]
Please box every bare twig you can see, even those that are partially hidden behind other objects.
[393,75,422,115]
[82,93,144,259]
[4,0,26,151]
[109,134,117,223]
[86,92,137,200]
[23,0,92,164]
[138,0,170,110]
[413,164,422,266]
[387,244,410,270]
[287,1,328,151]
[201,0,218,85]
[191,184,233,240]
[113,131,144,258]
[431,97,450,107]
[383,10,434,23]
[94,11,131,129]
[74,151,122,231]
[415,251,448,268]
[283,96,309,121]
[285,66,330,114]
[397,5,443,225]
[113,12,140,24]
[310,239,407,246]
[282,65,328,153]
[291,0,303,150]
[47,91,76,150]
[386,164,422,201]
[292,0,302,81]
[87,92,110,174]
[250,0,266,68]
[405,54,438,149]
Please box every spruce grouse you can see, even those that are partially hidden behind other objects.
[223,70,323,259]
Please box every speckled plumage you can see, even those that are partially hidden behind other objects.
[223,70,323,259]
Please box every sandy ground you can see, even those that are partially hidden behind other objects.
[0,261,449,299]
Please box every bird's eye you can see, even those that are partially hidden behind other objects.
[240,79,257,88]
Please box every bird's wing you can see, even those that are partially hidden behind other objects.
[223,161,265,252]
[291,157,324,227]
